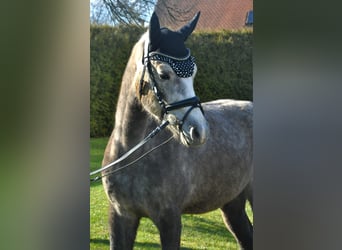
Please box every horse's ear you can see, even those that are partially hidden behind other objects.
[178,12,201,41]
[149,12,161,51]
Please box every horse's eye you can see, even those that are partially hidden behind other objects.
[159,73,170,80]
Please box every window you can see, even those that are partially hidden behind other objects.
[245,10,253,26]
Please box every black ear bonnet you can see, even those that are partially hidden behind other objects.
[148,12,200,78]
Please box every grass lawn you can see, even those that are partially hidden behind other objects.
[90,137,253,249]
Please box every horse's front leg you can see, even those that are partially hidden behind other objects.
[108,204,140,250]
[153,208,182,250]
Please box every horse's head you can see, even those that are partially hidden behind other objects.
[137,12,209,147]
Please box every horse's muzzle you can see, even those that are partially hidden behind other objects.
[181,122,209,146]
[165,106,209,147]
[179,111,209,147]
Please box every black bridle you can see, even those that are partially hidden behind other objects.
[90,44,204,182]
[139,44,204,129]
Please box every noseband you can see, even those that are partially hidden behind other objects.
[139,44,204,129]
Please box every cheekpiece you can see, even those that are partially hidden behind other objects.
[149,49,195,78]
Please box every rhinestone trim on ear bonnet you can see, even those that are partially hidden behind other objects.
[149,49,195,78]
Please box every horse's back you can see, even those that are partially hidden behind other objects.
[203,99,252,151]
[203,99,252,122]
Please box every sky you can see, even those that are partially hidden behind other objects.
[90,0,153,26]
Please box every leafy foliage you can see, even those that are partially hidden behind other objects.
[188,30,253,102]
[90,25,145,137]
[90,25,252,137]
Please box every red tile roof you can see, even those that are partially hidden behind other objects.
[155,0,253,31]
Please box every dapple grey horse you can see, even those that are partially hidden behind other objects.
[101,12,253,250]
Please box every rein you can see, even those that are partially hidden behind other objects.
[90,119,171,182]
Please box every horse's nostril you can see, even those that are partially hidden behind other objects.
[190,126,200,141]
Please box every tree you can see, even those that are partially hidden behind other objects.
[90,0,112,25]
[102,0,156,26]
[154,0,197,24]
[94,0,197,27]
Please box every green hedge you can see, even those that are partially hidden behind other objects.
[90,25,145,137]
[90,25,252,137]
[188,30,253,102]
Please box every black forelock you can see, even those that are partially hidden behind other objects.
[155,28,188,58]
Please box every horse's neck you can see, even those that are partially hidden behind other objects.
[106,34,151,160]
[113,91,149,150]
[103,90,149,166]
[112,46,149,152]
